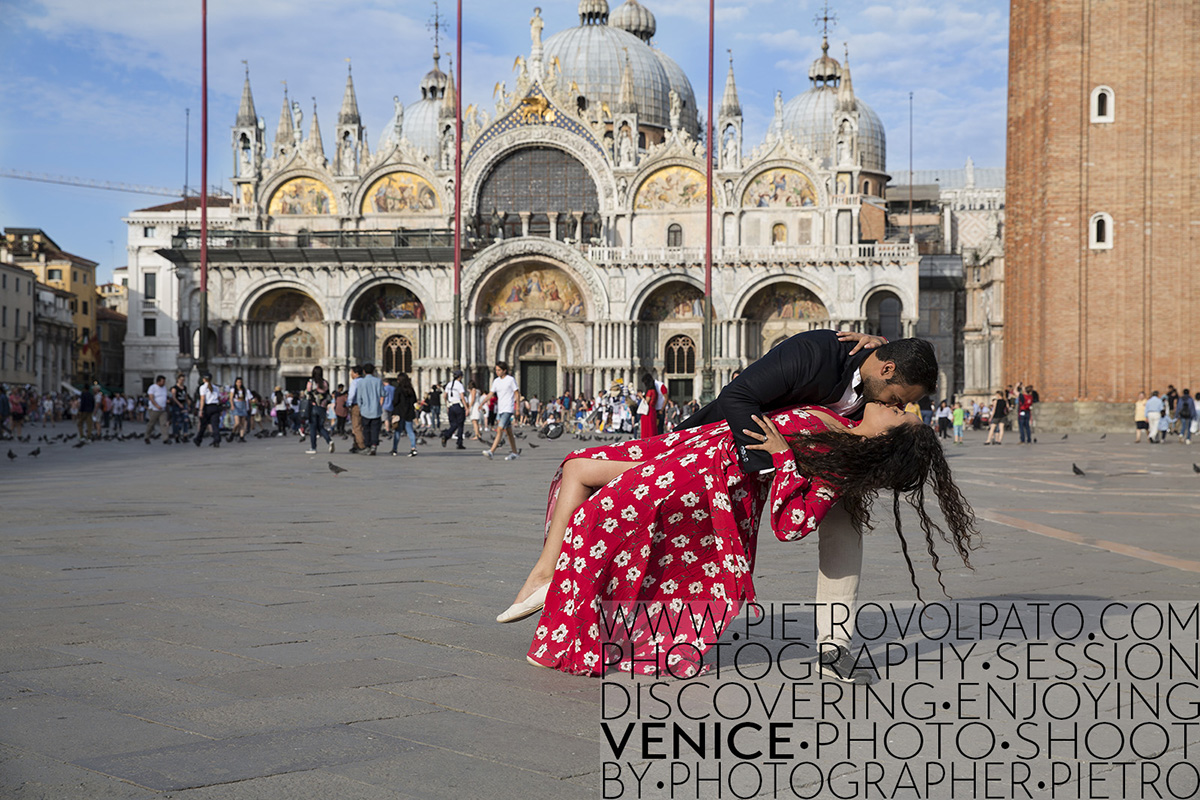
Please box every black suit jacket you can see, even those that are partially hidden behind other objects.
[679,329,869,473]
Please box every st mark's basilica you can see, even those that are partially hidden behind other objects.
[128,0,918,401]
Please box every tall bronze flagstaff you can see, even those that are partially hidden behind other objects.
[452,0,463,373]
[198,0,209,377]
[700,0,715,403]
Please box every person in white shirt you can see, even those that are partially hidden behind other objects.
[440,369,468,449]
[484,361,521,460]
[145,375,171,445]
[193,373,223,447]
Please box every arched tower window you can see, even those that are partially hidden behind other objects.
[383,334,414,374]
[865,291,903,342]
[1089,212,1113,250]
[1090,86,1114,123]
[665,335,696,375]
[667,223,683,248]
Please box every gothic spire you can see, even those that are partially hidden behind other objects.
[440,57,457,119]
[837,43,856,112]
[338,63,361,125]
[274,85,293,156]
[236,62,257,127]
[616,52,637,114]
[308,99,324,156]
[719,52,741,118]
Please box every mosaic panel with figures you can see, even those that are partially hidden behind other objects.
[743,283,828,321]
[352,286,426,321]
[639,283,705,321]
[742,168,817,208]
[267,177,337,215]
[361,172,441,214]
[634,166,709,210]
[481,265,585,319]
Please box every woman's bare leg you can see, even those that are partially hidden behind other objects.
[512,458,640,603]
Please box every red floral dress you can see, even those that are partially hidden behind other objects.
[527,406,846,677]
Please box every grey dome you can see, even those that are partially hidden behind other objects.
[544,23,676,131]
[780,86,886,172]
[610,0,655,42]
[403,97,442,160]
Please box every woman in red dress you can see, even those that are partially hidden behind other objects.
[638,373,658,438]
[501,403,977,677]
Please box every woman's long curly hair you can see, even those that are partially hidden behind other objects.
[787,422,980,600]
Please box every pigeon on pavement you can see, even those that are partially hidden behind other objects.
[1072,463,1086,477]
[328,461,348,475]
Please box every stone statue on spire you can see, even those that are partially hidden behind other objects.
[531,7,544,49]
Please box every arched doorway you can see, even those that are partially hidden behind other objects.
[382,334,414,375]
[515,332,558,403]
[866,291,903,342]
[741,282,829,359]
[247,288,324,392]
[350,284,424,374]
[636,280,704,394]
[663,334,697,405]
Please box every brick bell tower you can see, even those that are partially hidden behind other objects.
[1005,0,1199,416]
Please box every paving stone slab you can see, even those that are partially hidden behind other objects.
[353,709,604,778]
[328,739,603,800]
[179,658,450,698]
[0,693,210,762]
[138,687,442,738]
[160,769,414,800]
[6,662,239,713]
[75,725,406,792]
[0,743,160,800]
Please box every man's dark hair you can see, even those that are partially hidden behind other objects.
[155,375,166,383]
[362,363,374,375]
[874,338,938,394]
[496,360,510,373]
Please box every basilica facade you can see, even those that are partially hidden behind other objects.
[128,0,918,402]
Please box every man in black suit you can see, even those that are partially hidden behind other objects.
[682,329,938,682]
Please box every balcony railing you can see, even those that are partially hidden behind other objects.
[160,228,467,265]
[169,228,457,250]
[586,242,918,265]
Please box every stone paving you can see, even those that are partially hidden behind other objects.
[1,421,1198,799]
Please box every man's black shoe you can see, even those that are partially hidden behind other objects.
[818,643,875,684]
[441,434,448,448]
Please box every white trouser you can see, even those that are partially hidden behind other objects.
[1146,412,1162,439]
[814,503,862,649]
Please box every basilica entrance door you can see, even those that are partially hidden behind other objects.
[516,333,559,402]
[521,361,557,403]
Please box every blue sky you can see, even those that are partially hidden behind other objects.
[0,0,1009,283]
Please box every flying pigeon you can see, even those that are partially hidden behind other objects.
[1072,463,1086,477]
[328,461,348,475]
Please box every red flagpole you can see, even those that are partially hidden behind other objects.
[452,0,463,371]
[199,0,209,374]
[701,0,715,402]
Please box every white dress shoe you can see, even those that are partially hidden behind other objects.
[496,583,549,623]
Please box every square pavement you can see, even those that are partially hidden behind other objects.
[1,423,1197,798]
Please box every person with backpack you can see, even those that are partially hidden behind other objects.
[1177,388,1195,444]
[304,366,334,454]
[388,372,420,457]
